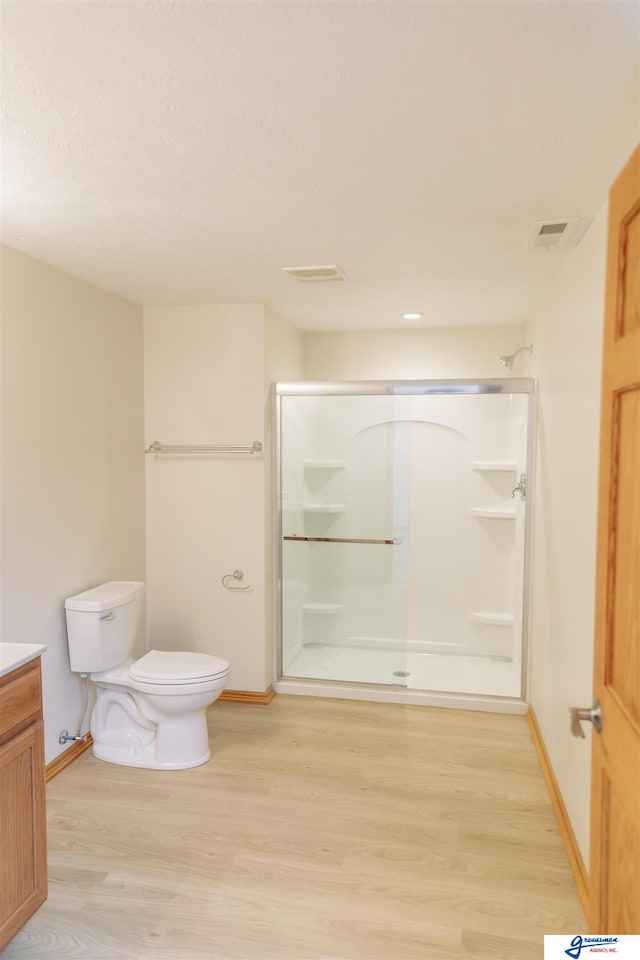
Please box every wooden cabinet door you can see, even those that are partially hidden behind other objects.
[589,143,640,933]
[0,721,48,950]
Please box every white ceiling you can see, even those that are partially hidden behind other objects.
[2,1,639,330]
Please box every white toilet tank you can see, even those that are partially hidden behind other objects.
[65,581,145,673]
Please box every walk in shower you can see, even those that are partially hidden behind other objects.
[275,380,534,710]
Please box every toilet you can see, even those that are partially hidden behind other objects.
[64,581,229,770]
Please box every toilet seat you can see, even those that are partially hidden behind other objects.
[130,649,229,685]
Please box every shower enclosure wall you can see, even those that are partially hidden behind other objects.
[275,380,534,710]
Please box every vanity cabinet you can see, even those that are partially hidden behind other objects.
[0,657,47,950]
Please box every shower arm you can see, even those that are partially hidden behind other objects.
[500,345,533,369]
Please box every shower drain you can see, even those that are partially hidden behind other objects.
[392,671,410,678]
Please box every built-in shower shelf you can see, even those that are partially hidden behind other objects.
[469,611,515,626]
[471,508,516,519]
[302,503,345,513]
[304,460,345,470]
[471,461,518,472]
[303,602,345,615]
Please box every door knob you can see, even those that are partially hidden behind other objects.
[569,700,602,738]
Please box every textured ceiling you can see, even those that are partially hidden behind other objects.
[1,0,639,330]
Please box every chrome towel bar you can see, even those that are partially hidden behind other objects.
[145,440,263,455]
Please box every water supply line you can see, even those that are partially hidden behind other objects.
[59,673,91,745]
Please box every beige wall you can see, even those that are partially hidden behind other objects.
[527,205,608,867]
[0,245,145,763]
[144,304,269,691]
[265,307,304,392]
[303,324,529,381]
[144,304,302,692]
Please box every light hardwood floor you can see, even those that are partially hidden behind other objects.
[3,696,585,960]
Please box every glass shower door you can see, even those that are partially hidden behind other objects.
[277,379,534,705]
[279,394,411,686]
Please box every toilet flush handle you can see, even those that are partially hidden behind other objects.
[99,611,116,621]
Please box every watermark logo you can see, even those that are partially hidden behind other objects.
[564,936,618,958]
[544,935,640,958]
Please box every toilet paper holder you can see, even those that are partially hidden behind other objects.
[222,569,251,592]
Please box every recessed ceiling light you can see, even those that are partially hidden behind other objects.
[402,312,422,321]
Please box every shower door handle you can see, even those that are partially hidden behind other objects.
[569,700,602,738]
[283,536,400,545]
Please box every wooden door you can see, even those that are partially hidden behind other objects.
[589,143,640,934]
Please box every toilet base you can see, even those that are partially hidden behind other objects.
[93,741,211,770]
[93,728,211,770]
[90,686,218,769]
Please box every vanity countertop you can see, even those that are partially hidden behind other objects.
[0,643,47,678]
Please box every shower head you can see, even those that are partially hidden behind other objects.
[499,344,533,369]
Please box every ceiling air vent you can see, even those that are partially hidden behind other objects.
[527,218,579,249]
[282,264,346,282]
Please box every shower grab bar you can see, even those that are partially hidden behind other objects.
[283,536,400,545]
[145,440,263,455]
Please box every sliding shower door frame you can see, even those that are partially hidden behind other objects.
[273,378,536,707]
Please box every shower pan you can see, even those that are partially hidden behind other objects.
[274,379,535,713]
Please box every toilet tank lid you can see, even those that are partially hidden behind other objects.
[64,581,145,612]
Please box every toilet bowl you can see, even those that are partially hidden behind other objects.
[64,582,230,770]
[90,650,230,769]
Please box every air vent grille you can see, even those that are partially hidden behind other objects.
[538,222,567,236]
[527,218,579,249]
[282,264,346,282]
